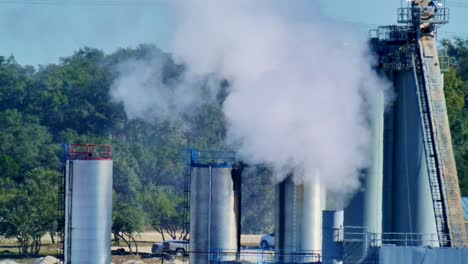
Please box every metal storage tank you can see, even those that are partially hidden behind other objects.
[364,87,385,245]
[64,144,113,264]
[189,166,211,263]
[188,150,240,264]
[342,77,386,263]
[322,210,344,264]
[275,176,323,263]
[390,70,439,246]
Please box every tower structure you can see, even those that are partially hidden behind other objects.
[275,176,323,263]
[64,144,113,264]
[372,0,466,247]
[187,149,242,264]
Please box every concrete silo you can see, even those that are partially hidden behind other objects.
[389,70,439,246]
[188,150,241,264]
[64,144,113,264]
[275,176,323,263]
[338,84,385,263]
[322,210,344,264]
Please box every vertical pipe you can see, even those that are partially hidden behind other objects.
[64,161,72,264]
[208,165,212,262]
[232,166,242,260]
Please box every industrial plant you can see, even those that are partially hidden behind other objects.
[183,1,468,263]
[56,1,468,264]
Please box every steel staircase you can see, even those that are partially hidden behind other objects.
[412,50,449,245]
[183,149,192,252]
[412,27,466,246]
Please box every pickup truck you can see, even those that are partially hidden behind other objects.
[152,239,189,256]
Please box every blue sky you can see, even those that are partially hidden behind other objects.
[0,0,466,66]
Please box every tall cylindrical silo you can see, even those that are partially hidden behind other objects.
[342,84,385,263]
[391,70,439,246]
[189,155,240,264]
[364,86,385,246]
[322,210,344,264]
[189,166,211,264]
[64,144,113,264]
[210,167,238,257]
[383,74,396,235]
[275,176,323,263]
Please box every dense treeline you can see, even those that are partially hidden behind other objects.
[0,44,274,255]
[0,39,467,255]
[443,39,468,194]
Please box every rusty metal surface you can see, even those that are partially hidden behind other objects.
[419,35,467,246]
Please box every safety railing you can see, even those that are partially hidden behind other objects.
[371,232,439,247]
[397,7,449,24]
[343,226,368,242]
[207,249,321,263]
[369,25,412,42]
[329,226,344,242]
[342,226,466,247]
[69,144,111,160]
[439,55,449,73]
[189,149,236,167]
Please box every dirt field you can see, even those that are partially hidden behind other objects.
[0,232,262,262]
[0,256,184,264]
[111,233,261,254]
[130,232,261,246]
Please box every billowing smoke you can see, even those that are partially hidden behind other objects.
[111,48,220,126]
[111,0,390,200]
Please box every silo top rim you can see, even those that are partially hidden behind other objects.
[188,149,236,167]
[68,144,112,160]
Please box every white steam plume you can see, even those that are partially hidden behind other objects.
[111,0,391,199]
[111,48,220,125]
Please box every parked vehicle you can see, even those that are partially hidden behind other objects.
[151,242,164,255]
[260,233,275,249]
[152,239,189,256]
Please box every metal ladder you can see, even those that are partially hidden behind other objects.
[183,149,192,251]
[412,40,450,246]
[58,144,70,259]
[57,163,66,257]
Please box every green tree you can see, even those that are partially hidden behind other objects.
[0,56,34,112]
[140,185,187,241]
[443,38,468,195]
[111,141,145,254]
[112,196,144,255]
[0,168,60,255]
[241,167,275,234]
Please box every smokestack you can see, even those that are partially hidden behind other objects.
[275,175,323,263]
[64,144,113,264]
